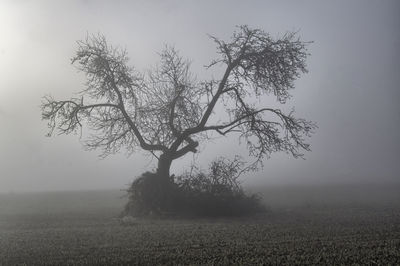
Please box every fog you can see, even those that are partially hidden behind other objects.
[0,0,399,193]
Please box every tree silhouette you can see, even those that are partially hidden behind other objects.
[42,25,316,181]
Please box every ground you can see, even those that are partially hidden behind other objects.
[0,184,399,265]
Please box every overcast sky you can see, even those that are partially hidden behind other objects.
[0,0,399,192]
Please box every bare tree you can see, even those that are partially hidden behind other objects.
[42,26,316,180]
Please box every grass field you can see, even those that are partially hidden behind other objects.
[0,184,399,265]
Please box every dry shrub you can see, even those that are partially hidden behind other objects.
[124,158,265,217]
[124,172,180,217]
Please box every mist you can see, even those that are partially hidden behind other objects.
[1,2,400,265]
[1,0,399,193]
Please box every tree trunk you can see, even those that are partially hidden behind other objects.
[157,153,172,180]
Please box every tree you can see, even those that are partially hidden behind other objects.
[42,25,315,181]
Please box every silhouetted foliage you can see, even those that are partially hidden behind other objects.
[124,172,179,216]
[124,157,265,217]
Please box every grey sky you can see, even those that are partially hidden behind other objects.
[0,0,399,192]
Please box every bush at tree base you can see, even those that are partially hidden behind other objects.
[124,171,265,217]
[123,172,180,216]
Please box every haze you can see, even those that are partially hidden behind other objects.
[0,0,399,192]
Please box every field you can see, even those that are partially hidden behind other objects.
[0,184,399,265]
